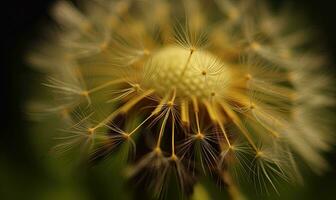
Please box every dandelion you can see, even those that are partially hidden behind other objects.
[28,0,335,199]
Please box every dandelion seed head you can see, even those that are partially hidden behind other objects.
[27,0,335,198]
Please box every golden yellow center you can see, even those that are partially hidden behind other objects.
[143,46,231,99]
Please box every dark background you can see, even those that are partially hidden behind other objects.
[3,0,336,199]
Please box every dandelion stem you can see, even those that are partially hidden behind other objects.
[93,89,154,130]
[156,89,176,148]
[171,114,176,155]
[119,89,155,113]
[192,97,201,134]
[152,94,170,115]
[156,108,170,148]
[203,100,219,122]
[106,88,136,103]
[180,49,194,77]
[128,92,176,137]
[88,78,125,94]
[209,99,231,147]
[170,87,177,102]
[128,114,153,136]
[181,100,190,125]
[249,111,280,138]
[220,101,258,152]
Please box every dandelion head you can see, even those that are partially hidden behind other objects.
[28,0,335,198]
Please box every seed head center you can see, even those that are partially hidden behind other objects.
[143,46,231,99]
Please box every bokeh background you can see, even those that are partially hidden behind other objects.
[3,0,336,199]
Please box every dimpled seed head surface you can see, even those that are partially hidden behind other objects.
[143,46,231,99]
